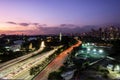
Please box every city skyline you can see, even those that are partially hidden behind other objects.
[0,0,120,35]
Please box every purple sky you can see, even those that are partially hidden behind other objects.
[0,0,120,35]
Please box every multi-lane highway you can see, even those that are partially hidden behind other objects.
[12,46,62,79]
[0,41,45,79]
[0,45,62,79]
[34,40,81,80]
[0,41,45,71]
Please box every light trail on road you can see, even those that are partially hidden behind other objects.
[34,40,81,80]
[0,46,62,79]
[0,41,45,71]
[0,41,45,79]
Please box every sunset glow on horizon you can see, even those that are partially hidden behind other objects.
[0,0,120,35]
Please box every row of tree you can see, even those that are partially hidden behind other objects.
[30,46,67,76]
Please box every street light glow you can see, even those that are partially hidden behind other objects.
[99,49,103,53]
[41,41,45,47]
[107,64,113,70]
[87,48,91,51]
[81,50,84,53]
[87,43,90,45]
[91,43,95,45]
[114,65,120,71]
[93,49,97,52]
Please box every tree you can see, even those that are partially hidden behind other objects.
[59,66,66,73]
[0,47,7,54]
[48,71,63,80]
[30,66,40,75]
[30,67,36,75]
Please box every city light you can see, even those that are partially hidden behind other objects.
[87,48,91,51]
[93,49,97,52]
[107,64,113,70]
[87,43,90,46]
[91,43,95,45]
[99,49,103,53]
[41,41,45,48]
[81,50,84,53]
[93,53,97,54]
[114,65,120,71]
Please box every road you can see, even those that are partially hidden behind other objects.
[0,46,62,79]
[34,40,81,80]
[0,41,45,71]
[12,46,62,79]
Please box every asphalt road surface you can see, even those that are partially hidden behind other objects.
[34,40,81,80]
[0,46,62,79]
[0,41,45,71]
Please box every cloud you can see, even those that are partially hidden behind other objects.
[6,21,47,27]
[60,24,79,28]
[32,23,39,26]
[19,23,30,26]
[7,21,17,25]
[6,21,30,26]
[35,24,100,35]
[36,25,80,34]
[0,30,37,35]
[5,21,102,35]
